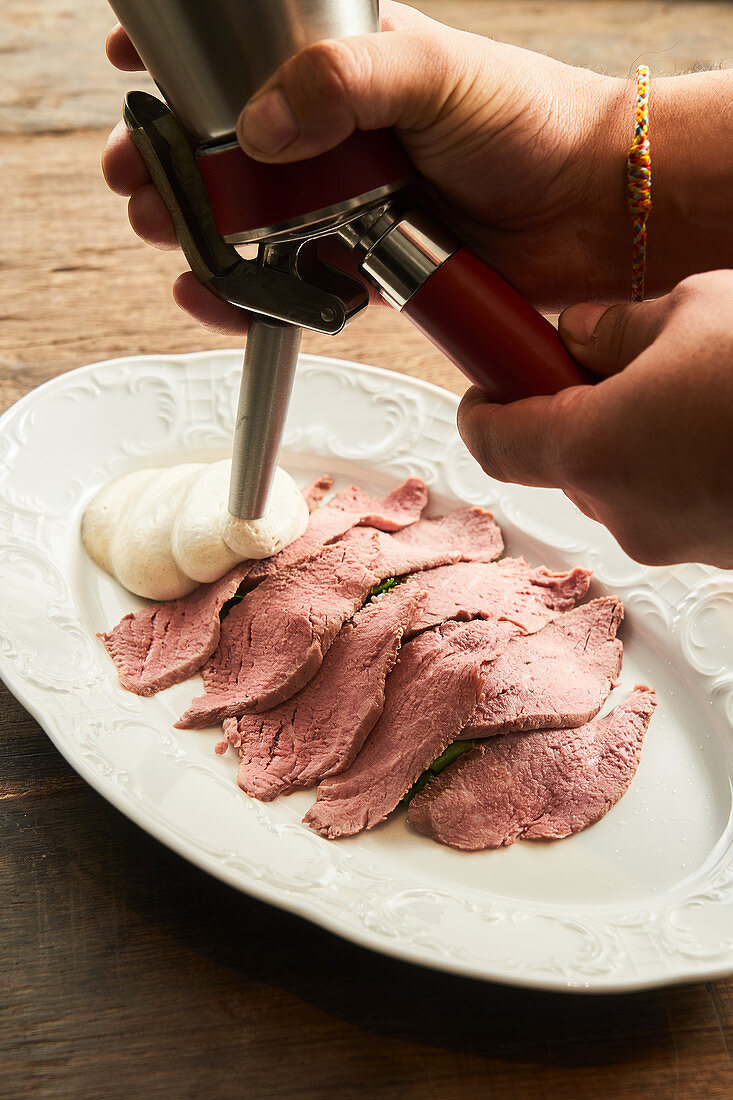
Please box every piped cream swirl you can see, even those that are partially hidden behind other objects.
[82,460,308,600]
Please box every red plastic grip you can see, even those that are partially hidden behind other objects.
[402,247,588,402]
[197,129,413,240]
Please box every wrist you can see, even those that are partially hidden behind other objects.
[573,73,637,303]
[645,71,733,292]
[509,69,635,309]
[572,69,733,303]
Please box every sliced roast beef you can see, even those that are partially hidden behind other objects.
[466,597,623,736]
[408,687,657,850]
[302,475,334,512]
[333,478,430,531]
[303,619,519,839]
[406,558,591,638]
[231,581,423,800]
[100,562,253,696]
[179,538,380,727]
[385,504,503,566]
[246,477,428,583]
[176,507,503,728]
[100,473,338,697]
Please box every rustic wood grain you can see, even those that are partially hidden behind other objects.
[2,1,733,1097]
[3,0,732,132]
[0,128,459,414]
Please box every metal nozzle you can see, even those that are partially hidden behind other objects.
[122,90,370,524]
[228,318,302,519]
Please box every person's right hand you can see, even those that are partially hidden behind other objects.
[102,1,632,335]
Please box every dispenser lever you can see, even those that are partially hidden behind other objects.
[123,90,368,334]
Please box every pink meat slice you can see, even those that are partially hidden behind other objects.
[383,504,503,567]
[334,478,430,531]
[303,619,518,839]
[176,506,502,728]
[230,581,423,801]
[100,562,253,697]
[408,688,657,850]
[466,597,623,736]
[184,539,380,727]
[246,477,428,583]
[302,475,334,512]
[100,474,334,696]
[405,558,591,638]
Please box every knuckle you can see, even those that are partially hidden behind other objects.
[591,303,631,367]
[665,270,733,346]
[596,506,680,567]
[297,38,364,103]
[404,28,449,69]
[548,388,599,490]
[671,269,728,304]
[458,401,507,480]
[404,28,473,103]
[670,273,704,306]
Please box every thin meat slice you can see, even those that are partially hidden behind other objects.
[180,539,380,727]
[405,558,591,638]
[99,474,335,697]
[331,506,504,581]
[100,562,253,696]
[333,478,430,531]
[303,619,518,839]
[176,506,502,728]
[408,688,657,850]
[246,477,428,583]
[384,505,503,567]
[466,597,623,736]
[230,582,423,800]
[302,475,334,512]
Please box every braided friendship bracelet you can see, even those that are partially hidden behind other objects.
[627,65,652,301]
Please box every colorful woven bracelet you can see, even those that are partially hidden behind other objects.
[627,65,652,301]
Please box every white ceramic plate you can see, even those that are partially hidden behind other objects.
[1,350,732,993]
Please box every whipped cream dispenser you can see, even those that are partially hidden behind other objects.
[108,0,586,518]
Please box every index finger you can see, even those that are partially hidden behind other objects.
[102,120,151,196]
[106,24,145,71]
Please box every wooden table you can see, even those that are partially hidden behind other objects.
[2,3,733,1096]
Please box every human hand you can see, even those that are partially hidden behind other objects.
[101,1,630,334]
[458,270,733,568]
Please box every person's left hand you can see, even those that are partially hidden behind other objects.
[457,270,733,568]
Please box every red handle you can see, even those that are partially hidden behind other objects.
[198,130,413,241]
[402,247,588,402]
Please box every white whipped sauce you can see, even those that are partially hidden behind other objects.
[82,460,308,600]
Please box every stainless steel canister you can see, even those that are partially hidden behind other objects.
[107,0,379,144]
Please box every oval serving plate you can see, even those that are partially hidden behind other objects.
[1,350,732,993]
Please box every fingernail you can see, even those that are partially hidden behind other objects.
[559,303,609,347]
[237,88,299,156]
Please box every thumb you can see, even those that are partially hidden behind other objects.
[558,297,669,377]
[236,17,468,162]
[457,384,592,490]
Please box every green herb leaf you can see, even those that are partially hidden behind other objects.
[401,740,475,807]
[219,586,246,620]
[430,739,475,774]
[368,576,398,599]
